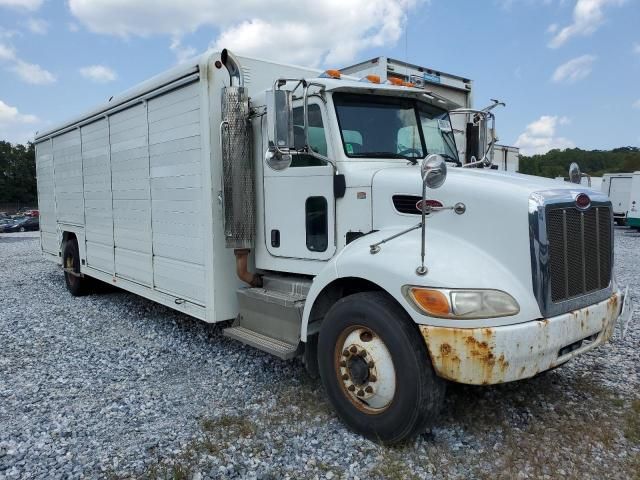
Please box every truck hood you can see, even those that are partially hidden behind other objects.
[359,166,601,325]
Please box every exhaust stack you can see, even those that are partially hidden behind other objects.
[220,50,260,286]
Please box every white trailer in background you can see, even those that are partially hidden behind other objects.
[627,172,640,230]
[601,173,633,225]
[34,50,631,444]
[492,144,519,172]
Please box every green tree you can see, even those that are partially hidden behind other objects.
[0,141,37,204]
[519,147,640,178]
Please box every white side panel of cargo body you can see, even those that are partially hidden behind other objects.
[81,118,115,273]
[35,140,58,254]
[52,130,84,225]
[109,103,153,286]
[148,82,206,305]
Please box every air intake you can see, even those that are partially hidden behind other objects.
[221,86,254,249]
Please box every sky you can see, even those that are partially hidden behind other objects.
[0,0,638,155]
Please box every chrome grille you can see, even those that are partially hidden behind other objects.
[546,205,612,303]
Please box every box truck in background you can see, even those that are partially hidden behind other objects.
[601,173,633,225]
[627,172,640,230]
[34,50,631,444]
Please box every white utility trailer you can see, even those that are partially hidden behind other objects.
[627,171,640,230]
[35,50,632,444]
[601,173,633,225]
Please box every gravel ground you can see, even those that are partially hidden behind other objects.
[0,229,638,480]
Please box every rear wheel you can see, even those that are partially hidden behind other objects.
[317,291,445,444]
[62,238,92,296]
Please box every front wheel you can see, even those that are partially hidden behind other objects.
[318,291,445,444]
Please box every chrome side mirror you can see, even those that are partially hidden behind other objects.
[265,89,294,170]
[569,162,581,184]
[421,154,447,189]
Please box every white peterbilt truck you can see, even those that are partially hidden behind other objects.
[34,50,632,444]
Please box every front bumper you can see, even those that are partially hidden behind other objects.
[420,288,632,385]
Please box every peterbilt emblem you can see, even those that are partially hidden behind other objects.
[415,199,443,212]
[575,193,591,210]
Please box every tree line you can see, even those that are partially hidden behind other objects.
[0,141,37,206]
[519,146,640,178]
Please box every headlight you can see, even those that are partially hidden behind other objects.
[403,286,520,319]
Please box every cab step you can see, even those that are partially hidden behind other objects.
[223,325,300,360]
[222,274,311,359]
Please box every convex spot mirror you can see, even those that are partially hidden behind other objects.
[421,154,447,189]
[569,162,581,184]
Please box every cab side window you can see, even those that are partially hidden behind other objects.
[292,104,327,167]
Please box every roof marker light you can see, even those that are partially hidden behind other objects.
[360,74,381,84]
[402,81,416,88]
[320,69,341,79]
[387,77,404,86]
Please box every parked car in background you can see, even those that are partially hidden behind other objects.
[0,216,39,233]
[23,210,39,217]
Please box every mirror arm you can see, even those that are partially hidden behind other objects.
[303,81,336,172]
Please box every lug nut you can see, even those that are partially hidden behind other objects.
[348,385,356,392]
[365,386,373,393]
[339,360,346,367]
[342,374,349,380]
[358,350,367,357]
[350,345,358,353]
[369,375,377,382]
[357,389,365,397]
[342,349,350,357]
[367,361,375,368]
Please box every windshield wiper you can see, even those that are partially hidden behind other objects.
[350,152,420,164]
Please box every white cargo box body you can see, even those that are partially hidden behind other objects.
[34,53,316,323]
[601,173,633,220]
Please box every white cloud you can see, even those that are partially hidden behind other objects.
[0,43,16,61]
[10,59,56,84]
[552,54,596,83]
[79,64,117,83]
[170,37,196,64]
[0,99,39,143]
[515,115,574,155]
[548,0,625,48]
[25,17,48,35]
[0,0,42,9]
[68,0,420,66]
[633,99,640,109]
[0,99,38,124]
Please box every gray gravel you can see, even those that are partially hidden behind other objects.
[0,229,638,479]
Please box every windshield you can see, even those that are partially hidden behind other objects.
[333,93,459,163]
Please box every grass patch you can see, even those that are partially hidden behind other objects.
[624,399,640,444]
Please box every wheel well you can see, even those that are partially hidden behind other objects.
[61,231,77,252]
[306,277,385,338]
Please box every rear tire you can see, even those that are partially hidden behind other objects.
[317,291,445,444]
[62,238,92,296]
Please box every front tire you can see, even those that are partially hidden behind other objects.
[62,238,92,296]
[317,291,445,444]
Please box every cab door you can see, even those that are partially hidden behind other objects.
[263,100,336,260]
